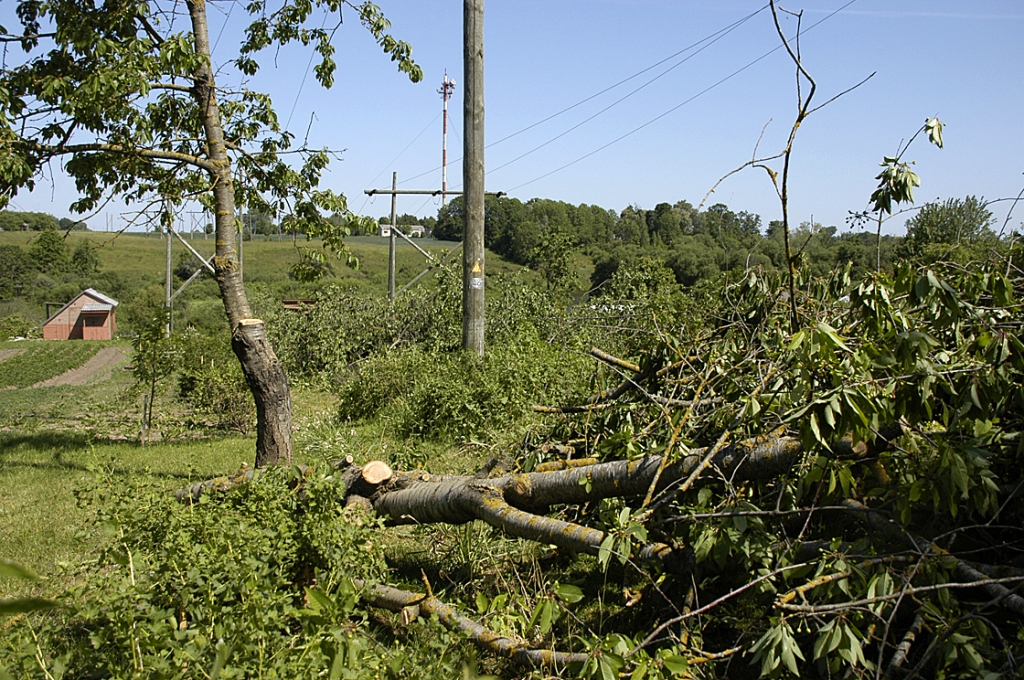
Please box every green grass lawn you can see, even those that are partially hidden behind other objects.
[0,433,257,588]
[0,343,467,599]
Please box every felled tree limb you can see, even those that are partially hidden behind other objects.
[354,580,587,669]
[176,463,257,503]
[358,432,804,569]
[883,611,925,680]
[534,458,598,473]
[953,560,1024,617]
[841,499,1024,617]
[536,348,701,412]
[373,432,803,522]
[590,347,641,373]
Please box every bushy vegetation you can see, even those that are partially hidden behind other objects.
[2,183,1022,680]
[0,466,475,679]
[6,244,1023,679]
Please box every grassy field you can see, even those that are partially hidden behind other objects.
[1,229,460,287]
[0,229,541,595]
[0,337,471,600]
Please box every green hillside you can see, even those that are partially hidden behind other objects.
[0,230,541,335]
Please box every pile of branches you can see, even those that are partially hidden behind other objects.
[180,261,1024,677]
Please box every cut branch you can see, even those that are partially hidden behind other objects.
[354,580,587,668]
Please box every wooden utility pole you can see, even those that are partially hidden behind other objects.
[463,0,485,356]
[388,172,398,302]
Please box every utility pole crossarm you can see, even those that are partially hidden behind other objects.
[168,224,216,274]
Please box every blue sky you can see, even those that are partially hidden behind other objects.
[5,0,1024,236]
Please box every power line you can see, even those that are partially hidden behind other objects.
[211,0,238,55]
[285,13,330,130]
[448,116,463,158]
[508,0,859,193]
[396,4,769,188]
[488,6,762,177]
[357,112,441,215]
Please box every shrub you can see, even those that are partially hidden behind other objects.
[336,335,592,441]
[0,467,467,679]
[0,313,39,339]
[176,330,255,433]
[266,265,462,384]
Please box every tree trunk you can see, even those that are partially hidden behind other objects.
[187,0,292,466]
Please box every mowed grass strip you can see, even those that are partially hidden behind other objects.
[0,341,104,388]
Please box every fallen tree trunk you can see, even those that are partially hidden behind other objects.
[178,427,908,567]
[339,430,803,571]
[373,428,802,521]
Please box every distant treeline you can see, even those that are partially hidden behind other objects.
[430,194,1004,289]
[0,211,88,232]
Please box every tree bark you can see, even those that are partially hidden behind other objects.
[360,433,804,568]
[187,0,292,466]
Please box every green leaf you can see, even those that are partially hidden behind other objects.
[210,640,234,680]
[950,452,969,496]
[816,322,851,351]
[554,583,584,604]
[629,659,649,680]
[809,412,822,444]
[661,655,689,674]
[305,587,335,613]
[0,597,59,615]
[813,620,838,660]
[925,117,944,148]
[598,535,615,570]
[539,600,553,634]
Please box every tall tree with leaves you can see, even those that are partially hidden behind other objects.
[0,0,421,465]
[900,195,996,262]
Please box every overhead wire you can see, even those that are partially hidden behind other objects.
[356,112,442,215]
[396,3,769,188]
[285,12,332,131]
[487,7,764,177]
[211,0,238,55]
[508,0,859,193]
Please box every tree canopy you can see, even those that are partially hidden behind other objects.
[900,196,997,262]
[1,0,423,465]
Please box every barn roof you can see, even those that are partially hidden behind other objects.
[82,288,118,307]
[44,288,119,324]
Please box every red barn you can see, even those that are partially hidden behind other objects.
[42,288,119,341]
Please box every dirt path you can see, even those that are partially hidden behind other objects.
[33,346,131,387]
[0,348,26,363]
